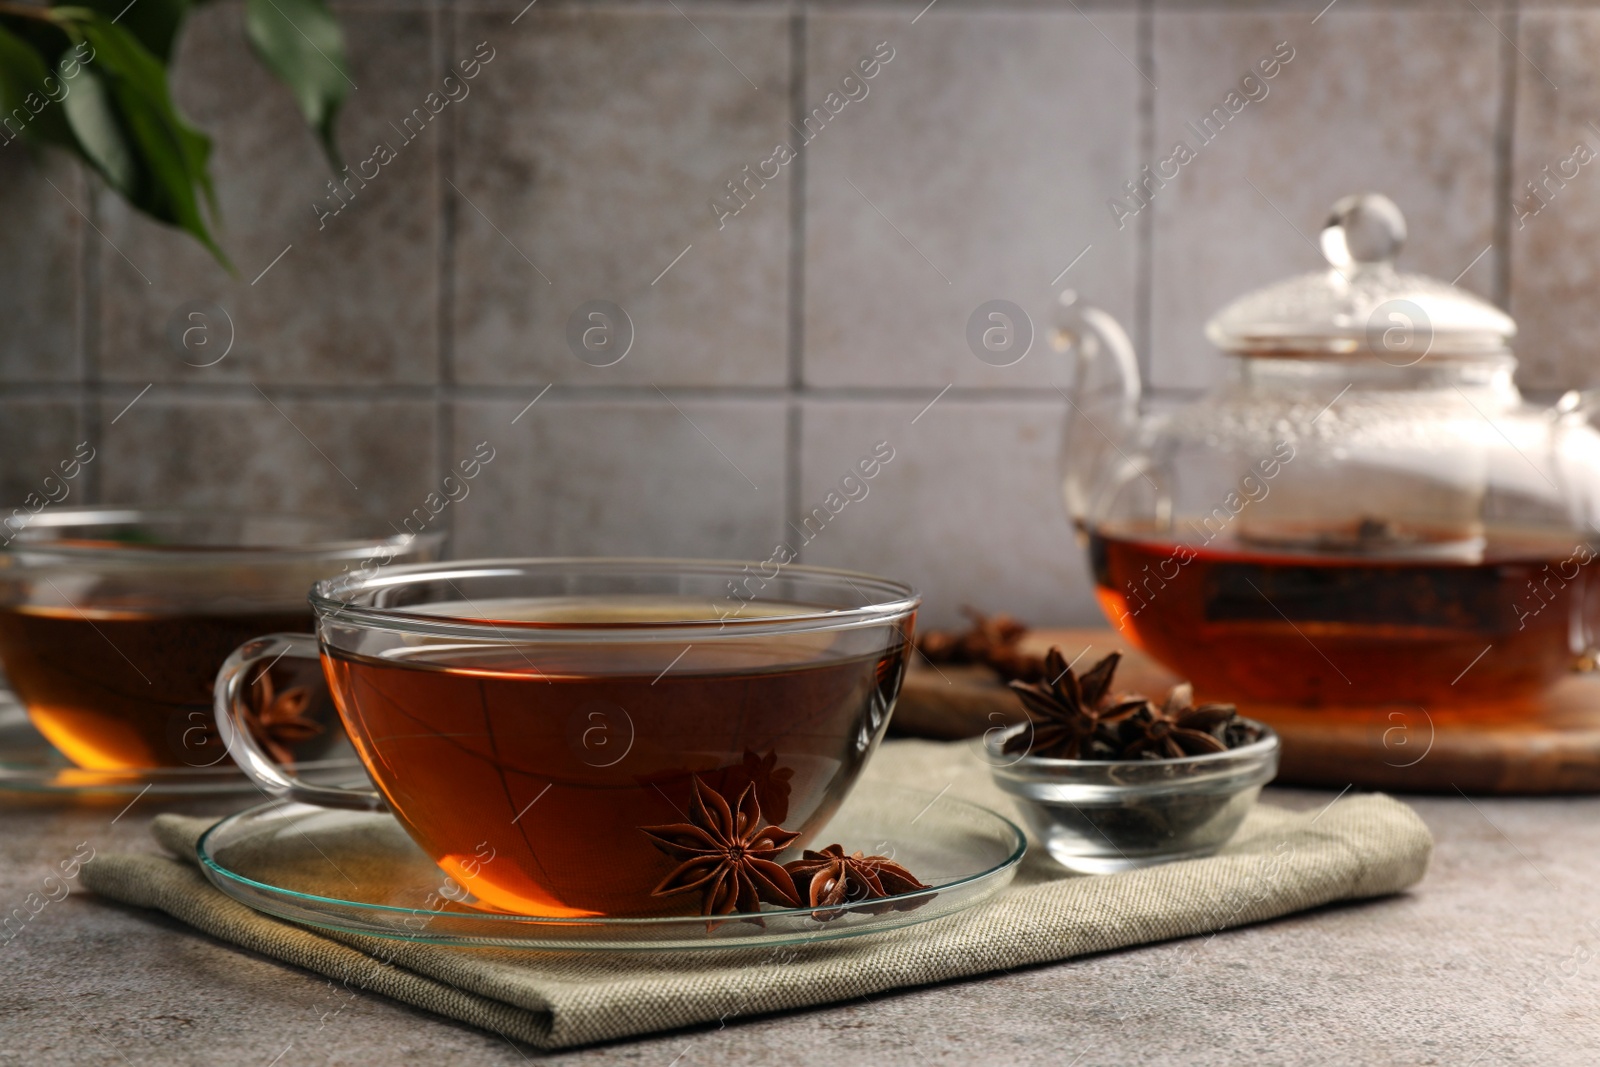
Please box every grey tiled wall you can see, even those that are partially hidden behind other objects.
[2,0,1584,627]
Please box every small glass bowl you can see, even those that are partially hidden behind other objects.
[984,724,1279,874]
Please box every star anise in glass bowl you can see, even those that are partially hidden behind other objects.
[1110,684,1243,760]
[986,646,1277,874]
[1002,648,1146,759]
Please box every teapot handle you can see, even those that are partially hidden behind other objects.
[1552,390,1600,536]
[1549,390,1600,671]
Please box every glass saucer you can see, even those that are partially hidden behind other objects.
[197,782,1027,950]
[0,698,364,797]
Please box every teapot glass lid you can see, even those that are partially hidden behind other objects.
[1204,193,1516,359]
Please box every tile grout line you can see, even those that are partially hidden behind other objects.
[71,163,90,490]
[787,400,803,561]
[1132,0,1155,386]
[80,170,104,505]
[0,381,1220,404]
[436,0,459,553]
[321,0,1539,19]
[785,5,808,556]
[378,1,1422,14]
[1491,0,1519,312]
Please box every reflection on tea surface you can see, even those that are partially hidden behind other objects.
[0,605,315,769]
[323,596,906,917]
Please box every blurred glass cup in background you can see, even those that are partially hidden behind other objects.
[0,507,442,771]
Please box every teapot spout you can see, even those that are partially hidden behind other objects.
[1052,290,1142,410]
[1053,291,1146,536]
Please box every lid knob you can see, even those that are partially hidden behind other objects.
[1319,193,1406,270]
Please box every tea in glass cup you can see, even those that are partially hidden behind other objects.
[216,559,919,917]
[0,508,442,770]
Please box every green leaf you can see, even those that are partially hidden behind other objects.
[65,17,230,269]
[0,14,74,74]
[173,101,214,216]
[0,25,77,148]
[244,0,346,168]
[62,0,190,62]
[58,63,137,192]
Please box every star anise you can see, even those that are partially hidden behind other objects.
[1113,683,1235,760]
[1002,647,1142,759]
[725,748,795,825]
[917,607,1046,682]
[640,777,801,927]
[245,668,324,765]
[783,843,931,921]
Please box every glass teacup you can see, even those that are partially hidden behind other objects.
[0,508,441,771]
[215,558,919,917]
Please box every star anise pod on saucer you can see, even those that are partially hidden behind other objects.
[1113,683,1235,760]
[640,777,801,928]
[783,844,931,921]
[245,669,324,765]
[1002,647,1142,759]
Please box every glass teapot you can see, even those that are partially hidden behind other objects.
[1056,193,1600,714]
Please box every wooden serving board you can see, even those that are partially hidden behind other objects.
[892,628,1600,795]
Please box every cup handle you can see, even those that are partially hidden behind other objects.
[213,633,385,811]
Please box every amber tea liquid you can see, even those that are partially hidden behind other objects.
[322,597,907,917]
[0,605,315,769]
[1090,524,1598,712]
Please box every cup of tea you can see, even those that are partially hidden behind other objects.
[0,508,443,771]
[214,558,919,917]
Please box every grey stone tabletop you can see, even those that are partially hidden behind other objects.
[2,785,1596,1067]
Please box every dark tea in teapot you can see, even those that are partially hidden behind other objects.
[1090,522,1597,710]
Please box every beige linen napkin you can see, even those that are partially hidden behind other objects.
[81,739,1432,1049]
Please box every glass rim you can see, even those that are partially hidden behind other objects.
[0,506,441,563]
[310,557,921,640]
